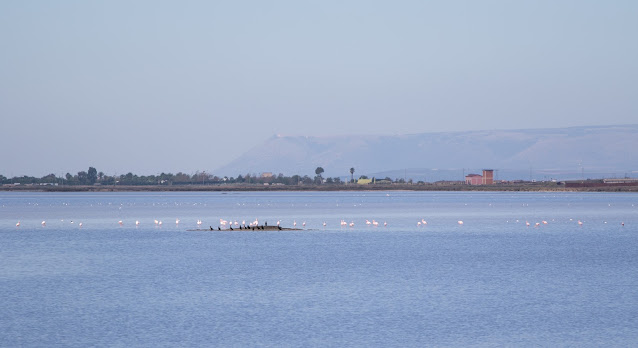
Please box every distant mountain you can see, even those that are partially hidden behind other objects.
[214,125,638,181]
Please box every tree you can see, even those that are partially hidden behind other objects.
[123,172,134,184]
[315,167,324,184]
[174,172,191,184]
[41,173,57,183]
[302,175,313,185]
[77,171,88,185]
[87,167,97,185]
[350,167,355,183]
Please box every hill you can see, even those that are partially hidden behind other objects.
[214,125,638,181]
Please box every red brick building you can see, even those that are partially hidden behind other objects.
[482,169,494,185]
[465,174,483,185]
[465,169,495,185]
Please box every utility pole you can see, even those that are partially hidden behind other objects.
[529,166,533,182]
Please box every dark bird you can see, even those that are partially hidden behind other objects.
[218,226,221,231]
[230,226,234,231]
[210,226,213,231]
[278,225,282,230]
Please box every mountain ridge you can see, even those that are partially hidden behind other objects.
[214,125,638,181]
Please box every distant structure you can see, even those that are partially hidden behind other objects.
[482,169,494,185]
[565,178,638,188]
[465,174,483,185]
[465,169,494,185]
[261,172,273,178]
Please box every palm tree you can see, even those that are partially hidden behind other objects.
[315,167,324,184]
[350,167,355,183]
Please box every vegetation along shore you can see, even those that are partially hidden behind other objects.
[2,167,637,192]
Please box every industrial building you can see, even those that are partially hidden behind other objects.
[465,169,494,185]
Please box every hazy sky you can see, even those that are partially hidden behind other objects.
[1,1,637,177]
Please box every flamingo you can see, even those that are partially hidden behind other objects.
[79,222,83,227]
[323,222,327,226]
[135,220,140,226]
[158,221,163,226]
[542,220,548,224]
[41,221,46,226]
[422,219,427,225]
[526,221,530,227]
[176,219,180,225]
[384,221,387,227]
[372,220,379,226]
[154,219,159,225]
[197,220,202,226]
[349,222,354,227]
[302,221,306,226]
[341,220,347,226]
[366,219,371,225]
[293,221,297,226]
[457,220,464,225]
[118,220,123,225]
[578,220,583,226]
[16,221,20,227]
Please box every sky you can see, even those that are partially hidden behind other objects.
[1,1,637,177]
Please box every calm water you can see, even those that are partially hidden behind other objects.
[1,191,638,347]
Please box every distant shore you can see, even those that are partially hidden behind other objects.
[2,182,637,192]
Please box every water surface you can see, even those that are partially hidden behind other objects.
[1,191,637,346]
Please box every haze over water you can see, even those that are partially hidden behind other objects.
[2,2,637,177]
[2,191,638,346]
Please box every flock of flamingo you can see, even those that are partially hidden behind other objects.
[12,217,625,229]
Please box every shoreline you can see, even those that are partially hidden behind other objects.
[2,183,637,193]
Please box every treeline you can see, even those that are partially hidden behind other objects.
[1,167,408,186]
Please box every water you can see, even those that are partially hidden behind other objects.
[1,191,638,347]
